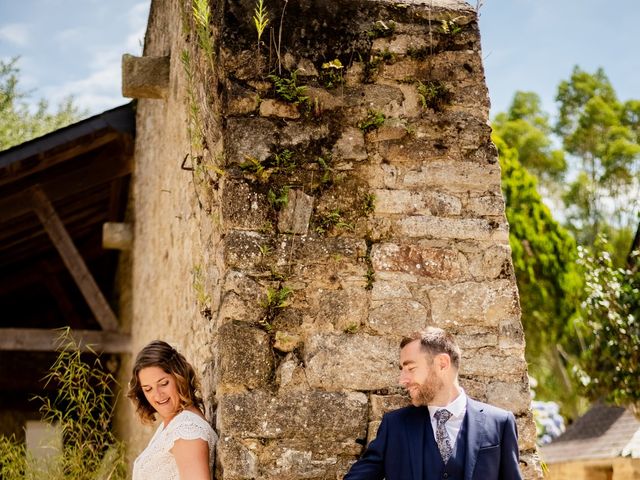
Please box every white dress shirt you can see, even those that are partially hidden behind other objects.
[427,389,467,448]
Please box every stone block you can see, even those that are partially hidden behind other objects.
[372,34,429,55]
[280,121,331,148]
[366,420,381,445]
[276,354,308,390]
[370,394,409,421]
[216,436,259,479]
[368,300,429,336]
[218,322,273,389]
[222,179,270,230]
[218,271,264,322]
[310,286,369,332]
[274,331,302,353]
[223,230,266,270]
[273,236,366,267]
[259,440,352,478]
[372,242,468,281]
[218,390,368,440]
[260,99,301,119]
[519,452,544,480]
[306,86,345,112]
[373,189,462,216]
[121,54,170,99]
[468,244,513,280]
[402,160,501,193]
[332,127,367,162]
[397,216,507,242]
[370,280,413,301]
[516,413,538,451]
[466,193,505,216]
[486,381,531,415]
[304,333,398,391]
[429,280,520,326]
[347,85,405,118]
[277,189,314,234]
[365,122,408,143]
[461,348,528,377]
[225,117,276,164]
[499,318,526,349]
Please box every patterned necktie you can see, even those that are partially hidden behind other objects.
[434,409,453,463]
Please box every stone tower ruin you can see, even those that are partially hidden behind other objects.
[117,0,542,478]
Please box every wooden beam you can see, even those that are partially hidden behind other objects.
[0,147,132,224]
[29,186,119,331]
[0,328,130,353]
[0,131,120,187]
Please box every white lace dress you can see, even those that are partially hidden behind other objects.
[132,410,217,480]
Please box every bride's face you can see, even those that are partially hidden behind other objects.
[139,366,180,423]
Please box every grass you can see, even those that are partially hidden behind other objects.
[0,329,126,480]
[253,0,269,50]
[193,0,215,69]
[314,209,354,234]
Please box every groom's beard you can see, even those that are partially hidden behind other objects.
[408,375,444,406]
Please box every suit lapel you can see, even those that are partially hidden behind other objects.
[464,398,486,480]
[405,407,428,480]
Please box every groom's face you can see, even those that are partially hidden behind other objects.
[399,339,444,406]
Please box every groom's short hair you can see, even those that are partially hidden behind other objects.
[400,327,461,369]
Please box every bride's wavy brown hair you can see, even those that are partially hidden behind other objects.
[127,340,204,424]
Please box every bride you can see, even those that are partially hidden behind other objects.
[127,340,217,479]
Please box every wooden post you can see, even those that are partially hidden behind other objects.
[29,186,119,331]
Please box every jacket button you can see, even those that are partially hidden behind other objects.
[443,474,449,479]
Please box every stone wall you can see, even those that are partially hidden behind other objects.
[119,0,542,478]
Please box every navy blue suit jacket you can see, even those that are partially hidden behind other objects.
[344,398,523,480]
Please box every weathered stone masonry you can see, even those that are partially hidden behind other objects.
[118,0,542,478]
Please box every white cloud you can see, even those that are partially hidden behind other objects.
[0,23,30,47]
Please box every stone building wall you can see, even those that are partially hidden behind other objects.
[118,0,542,478]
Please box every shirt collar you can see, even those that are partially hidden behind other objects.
[427,388,467,420]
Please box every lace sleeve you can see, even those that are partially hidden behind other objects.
[165,412,216,450]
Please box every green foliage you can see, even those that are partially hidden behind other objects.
[0,58,84,151]
[253,0,269,48]
[573,238,640,411]
[555,66,640,246]
[268,71,308,106]
[314,209,354,234]
[267,185,289,209]
[440,18,462,35]
[358,110,385,133]
[361,192,376,216]
[416,81,452,112]
[320,59,344,89]
[180,50,205,152]
[273,149,296,172]
[492,91,566,183]
[495,135,585,416]
[367,20,396,38]
[0,329,126,479]
[260,284,293,331]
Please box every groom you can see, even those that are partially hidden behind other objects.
[344,327,522,480]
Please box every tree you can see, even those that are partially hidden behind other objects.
[494,135,585,417]
[556,66,640,248]
[492,91,566,185]
[0,57,84,151]
[573,237,640,415]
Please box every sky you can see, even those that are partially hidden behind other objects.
[0,0,638,123]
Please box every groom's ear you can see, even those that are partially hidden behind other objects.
[434,352,451,371]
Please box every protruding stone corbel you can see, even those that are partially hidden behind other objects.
[121,54,170,99]
[102,222,133,250]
